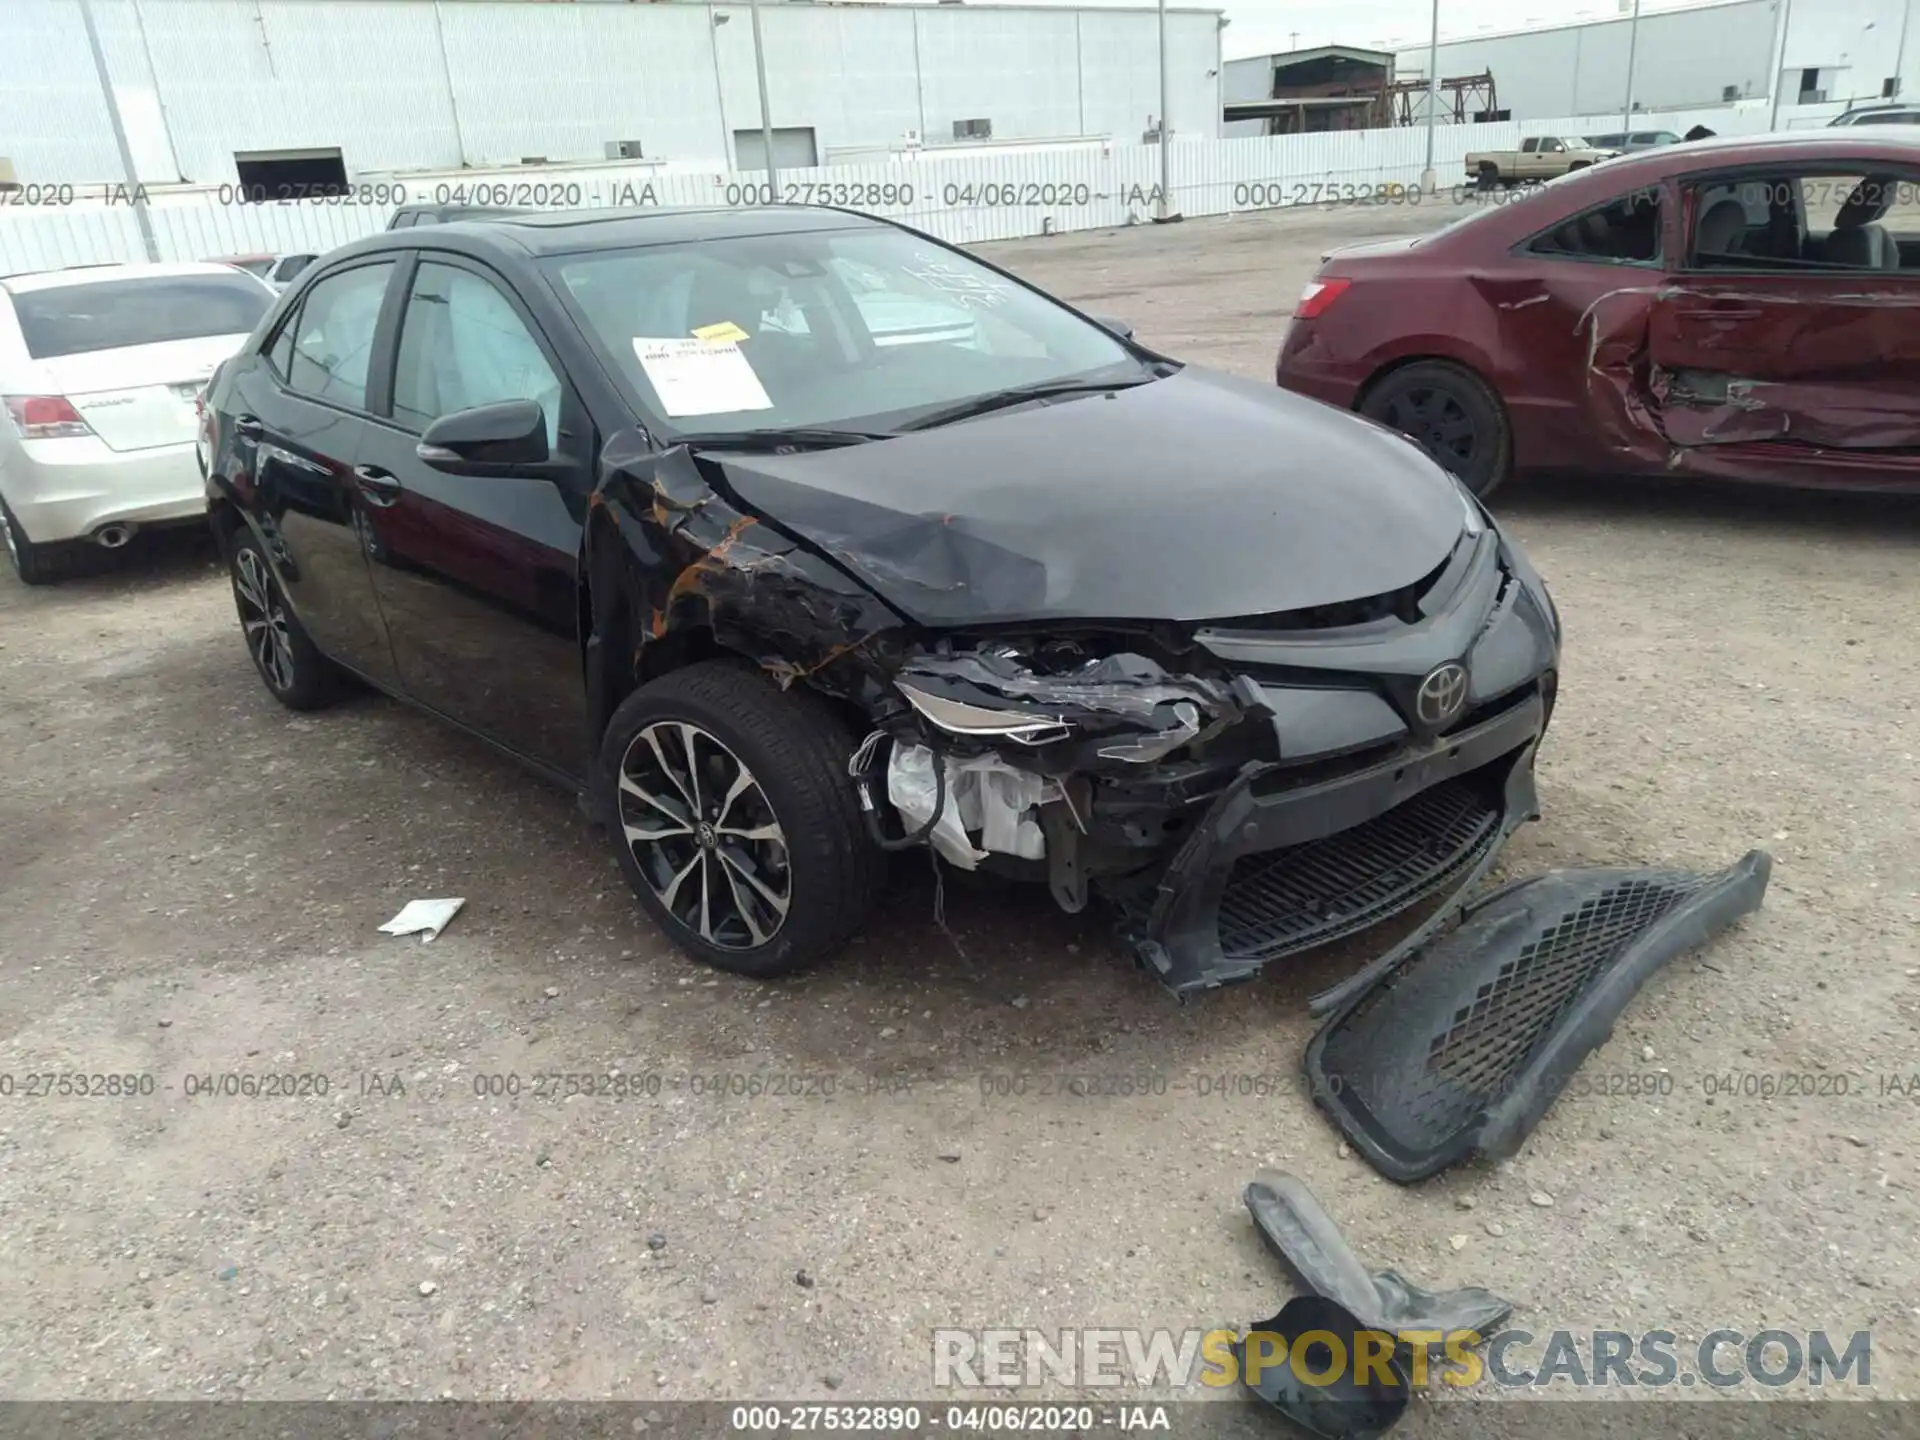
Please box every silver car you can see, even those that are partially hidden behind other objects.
[0,262,274,583]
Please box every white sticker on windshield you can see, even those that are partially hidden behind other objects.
[631,336,773,416]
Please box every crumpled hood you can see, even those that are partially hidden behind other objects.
[712,367,1465,627]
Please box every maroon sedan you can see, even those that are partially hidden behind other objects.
[1277,131,1920,497]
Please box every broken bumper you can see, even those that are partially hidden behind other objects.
[1109,690,1544,998]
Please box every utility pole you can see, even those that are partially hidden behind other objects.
[1155,0,1176,220]
[1895,0,1913,96]
[77,0,159,262]
[749,0,779,198]
[1768,0,1795,128]
[1622,0,1642,131]
[1420,0,1441,192]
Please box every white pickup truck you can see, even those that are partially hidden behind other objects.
[1465,135,1620,189]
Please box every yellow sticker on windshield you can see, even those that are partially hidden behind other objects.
[692,320,750,344]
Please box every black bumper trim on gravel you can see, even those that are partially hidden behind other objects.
[1304,850,1773,1183]
[1110,691,1544,999]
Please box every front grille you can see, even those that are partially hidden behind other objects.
[1216,772,1501,963]
[1320,869,1718,1155]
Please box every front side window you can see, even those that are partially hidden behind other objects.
[11,274,272,359]
[284,261,395,409]
[391,261,562,447]
[549,224,1138,434]
[1687,170,1919,271]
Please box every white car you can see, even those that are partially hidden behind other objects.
[0,261,275,583]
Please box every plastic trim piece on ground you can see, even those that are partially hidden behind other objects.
[1236,1294,1409,1440]
[1244,1172,1515,1349]
[1235,1173,1512,1439]
[1305,850,1773,1182]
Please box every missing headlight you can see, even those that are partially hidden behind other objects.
[894,681,1071,745]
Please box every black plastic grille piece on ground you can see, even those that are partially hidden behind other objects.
[1217,774,1501,963]
[1306,851,1772,1182]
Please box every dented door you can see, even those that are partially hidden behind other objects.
[1646,277,1920,461]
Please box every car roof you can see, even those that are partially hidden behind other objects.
[0,260,259,293]
[1554,128,1920,187]
[348,204,883,263]
[1411,128,1920,259]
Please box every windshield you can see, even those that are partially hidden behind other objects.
[548,224,1142,435]
[12,274,272,359]
[1561,136,1595,150]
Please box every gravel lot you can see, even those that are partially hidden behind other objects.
[2,200,1917,1425]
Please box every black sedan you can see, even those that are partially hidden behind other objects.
[201,206,1560,997]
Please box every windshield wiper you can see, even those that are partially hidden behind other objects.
[670,425,896,452]
[899,373,1158,433]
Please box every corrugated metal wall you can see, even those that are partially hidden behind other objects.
[0,0,1225,185]
[1397,0,1919,119]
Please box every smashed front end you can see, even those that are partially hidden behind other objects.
[594,400,1559,1000]
[848,521,1561,999]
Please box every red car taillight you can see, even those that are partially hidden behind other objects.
[1294,278,1352,321]
[2,394,94,440]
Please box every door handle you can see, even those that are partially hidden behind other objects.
[353,465,403,506]
[1674,306,1762,321]
[233,414,264,439]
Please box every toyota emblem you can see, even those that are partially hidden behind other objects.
[1415,662,1469,729]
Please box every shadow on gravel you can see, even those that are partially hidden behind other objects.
[4,525,222,604]
[1494,472,1920,539]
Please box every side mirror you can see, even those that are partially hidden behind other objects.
[416,399,549,471]
[1090,314,1135,341]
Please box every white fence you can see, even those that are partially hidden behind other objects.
[0,100,1850,273]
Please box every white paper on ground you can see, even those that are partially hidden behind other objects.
[631,336,772,416]
[378,897,467,942]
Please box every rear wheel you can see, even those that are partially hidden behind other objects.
[1360,360,1512,500]
[598,661,883,978]
[0,494,78,586]
[228,529,343,710]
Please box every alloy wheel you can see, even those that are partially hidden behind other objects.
[234,548,296,693]
[617,721,791,950]
[1384,386,1479,471]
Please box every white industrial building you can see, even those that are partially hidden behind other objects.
[0,0,1226,188]
[1394,0,1919,121]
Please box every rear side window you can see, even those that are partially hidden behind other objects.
[284,261,396,410]
[1525,187,1664,264]
[10,274,273,359]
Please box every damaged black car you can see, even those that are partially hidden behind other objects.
[202,206,1560,996]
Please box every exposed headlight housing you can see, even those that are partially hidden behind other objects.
[895,681,1070,745]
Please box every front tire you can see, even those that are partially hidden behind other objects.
[1,494,78,586]
[228,529,342,710]
[1360,360,1512,500]
[599,661,884,978]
